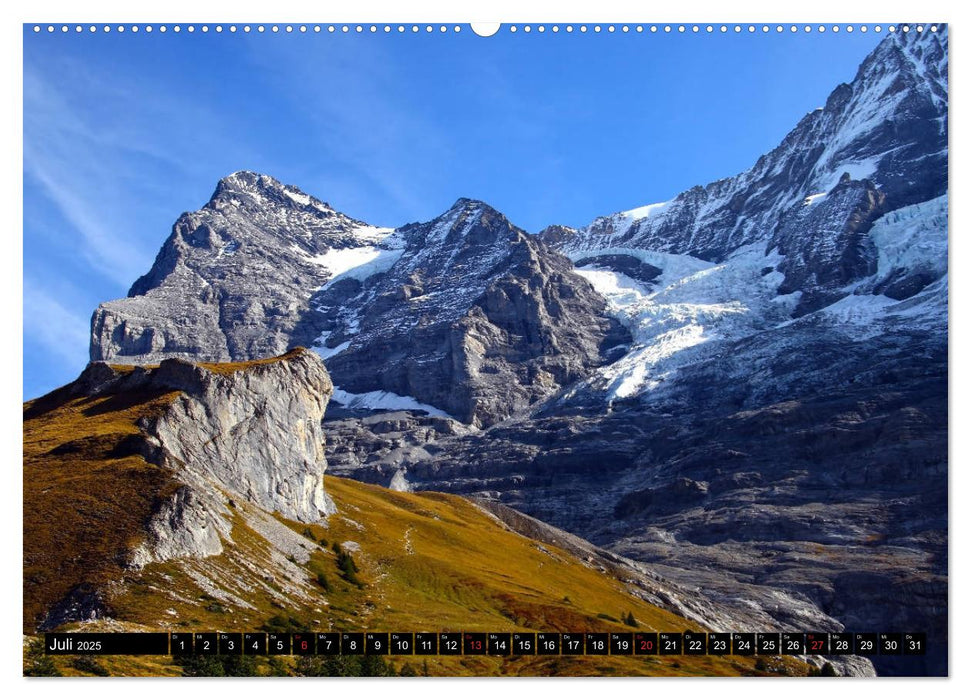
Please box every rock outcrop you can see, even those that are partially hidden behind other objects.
[72,348,336,567]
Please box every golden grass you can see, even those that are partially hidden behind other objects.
[260,476,810,676]
[23,386,182,633]
[197,348,309,375]
[106,348,309,377]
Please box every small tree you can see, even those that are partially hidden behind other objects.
[359,654,392,677]
[333,545,363,587]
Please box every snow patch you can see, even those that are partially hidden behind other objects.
[567,246,712,289]
[816,293,900,339]
[284,189,311,206]
[804,195,948,338]
[330,386,454,419]
[817,157,881,194]
[600,201,671,239]
[299,235,405,291]
[313,340,350,360]
[308,247,393,280]
[623,201,670,221]
[351,224,398,244]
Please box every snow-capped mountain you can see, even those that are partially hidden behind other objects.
[535,26,947,406]
[93,180,628,428]
[319,198,629,427]
[546,26,946,262]
[87,26,948,675]
[92,170,397,363]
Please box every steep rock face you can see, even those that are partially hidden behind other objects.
[770,177,887,314]
[23,348,337,631]
[147,351,335,521]
[532,28,948,408]
[321,199,629,426]
[73,349,335,566]
[91,171,395,363]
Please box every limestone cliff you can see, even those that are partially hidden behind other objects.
[61,348,333,570]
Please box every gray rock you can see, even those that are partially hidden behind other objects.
[322,199,630,426]
[127,485,231,568]
[91,171,387,364]
[38,584,111,632]
[70,349,336,570]
[141,350,336,524]
[388,469,412,492]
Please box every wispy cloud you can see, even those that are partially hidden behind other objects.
[23,53,258,286]
[23,70,154,286]
[23,279,90,370]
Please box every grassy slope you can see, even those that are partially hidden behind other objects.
[23,385,182,631]
[24,360,809,677]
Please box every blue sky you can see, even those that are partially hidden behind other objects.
[23,25,883,399]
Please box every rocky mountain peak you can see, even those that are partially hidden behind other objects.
[208,170,336,216]
[856,24,947,91]
[93,170,390,365]
[449,196,490,211]
[408,196,513,249]
[317,199,630,427]
[537,25,947,339]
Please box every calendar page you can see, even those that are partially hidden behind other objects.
[22,19,948,679]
